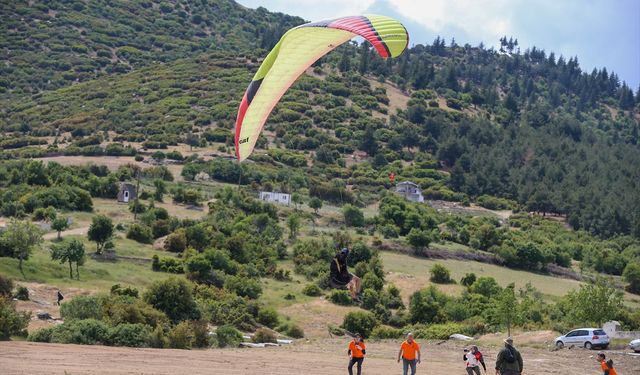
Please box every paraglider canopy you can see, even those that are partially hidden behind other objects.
[235,15,409,162]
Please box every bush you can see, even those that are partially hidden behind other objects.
[362,289,381,310]
[460,273,477,287]
[329,290,352,305]
[379,224,400,238]
[14,285,29,300]
[0,274,13,297]
[167,321,194,349]
[347,242,372,265]
[216,324,243,348]
[191,320,211,348]
[409,286,449,324]
[429,264,453,284]
[60,295,106,320]
[152,255,184,274]
[343,204,365,227]
[0,297,30,339]
[371,326,404,339]
[224,276,262,299]
[278,322,304,338]
[414,322,475,340]
[257,307,279,328]
[143,277,199,323]
[28,326,55,342]
[126,224,153,244]
[148,325,168,348]
[362,272,384,291]
[50,319,110,344]
[342,311,378,338]
[164,229,187,252]
[252,327,277,343]
[108,323,152,347]
[110,284,139,298]
[302,283,322,296]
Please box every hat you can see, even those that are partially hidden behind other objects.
[504,337,513,345]
[340,248,349,255]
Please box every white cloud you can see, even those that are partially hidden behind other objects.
[238,0,374,21]
[392,0,514,43]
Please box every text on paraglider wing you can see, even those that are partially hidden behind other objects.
[239,137,249,144]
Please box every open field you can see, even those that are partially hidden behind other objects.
[1,339,639,375]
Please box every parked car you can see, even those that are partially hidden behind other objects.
[630,338,640,353]
[555,328,609,349]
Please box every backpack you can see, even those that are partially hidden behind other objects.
[503,347,516,363]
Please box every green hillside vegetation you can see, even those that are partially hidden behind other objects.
[1,0,639,348]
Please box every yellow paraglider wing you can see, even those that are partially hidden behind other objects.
[235,15,409,161]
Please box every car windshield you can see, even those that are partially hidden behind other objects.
[594,330,606,335]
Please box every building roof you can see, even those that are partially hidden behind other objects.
[397,181,419,187]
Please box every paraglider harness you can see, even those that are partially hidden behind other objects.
[330,250,352,289]
[57,291,64,306]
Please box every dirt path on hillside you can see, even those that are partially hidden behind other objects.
[43,227,89,240]
[1,340,638,375]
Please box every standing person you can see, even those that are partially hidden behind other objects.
[596,353,618,375]
[471,345,487,373]
[330,248,361,300]
[56,290,64,306]
[397,333,421,375]
[463,347,482,375]
[495,337,523,375]
[347,333,366,375]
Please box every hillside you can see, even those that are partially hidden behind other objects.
[0,0,639,365]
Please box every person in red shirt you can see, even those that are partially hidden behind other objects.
[397,333,421,375]
[347,333,366,375]
[596,353,618,375]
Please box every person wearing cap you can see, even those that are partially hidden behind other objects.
[495,337,522,375]
[397,333,421,375]
[330,247,361,300]
[463,346,483,375]
[347,333,366,375]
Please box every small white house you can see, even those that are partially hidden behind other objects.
[395,181,424,203]
[259,191,291,206]
[117,183,137,203]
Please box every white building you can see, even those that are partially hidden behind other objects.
[395,181,424,203]
[259,191,291,206]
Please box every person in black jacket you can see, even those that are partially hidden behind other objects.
[330,248,361,300]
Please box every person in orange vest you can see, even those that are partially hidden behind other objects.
[397,333,421,375]
[596,352,618,375]
[347,333,366,375]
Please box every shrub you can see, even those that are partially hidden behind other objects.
[126,224,153,244]
[216,324,243,348]
[108,323,152,347]
[362,288,381,310]
[143,277,199,323]
[371,326,404,339]
[50,319,110,344]
[460,273,477,287]
[257,307,279,328]
[252,327,277,343]
[409,286,449,324]
[224,276,262,299]
[347,242,372,265]
[329,290,352,305]
[429,264,453,284]
[382,284,404,309]
[343,204,365,227]
[469,277,502,298]
[362,272,384,291]
[342,311,378,338]
[60,295,106,320]
[110,284,139,298]
[134,155,144,162]
[148,325,168,348]
[0,274,13,297]
[0,297,30,339]
[167,321,194,349]
[28,326,55,342]
[379,224,400,238]
[164,229,187,252]
[191,320,211,348]
[278,322,304,338]
[14,285,29,300]
[302,283,322,296]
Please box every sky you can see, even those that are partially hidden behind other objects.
[238,0,640,89]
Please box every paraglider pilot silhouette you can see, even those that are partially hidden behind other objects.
[330,248,362,301]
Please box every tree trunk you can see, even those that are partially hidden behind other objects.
[68,260,73,279]
[76,263,80,280]
[18,253,24,276]
[57,231,61,240]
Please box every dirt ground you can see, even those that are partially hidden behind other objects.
[1,339,638,375]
